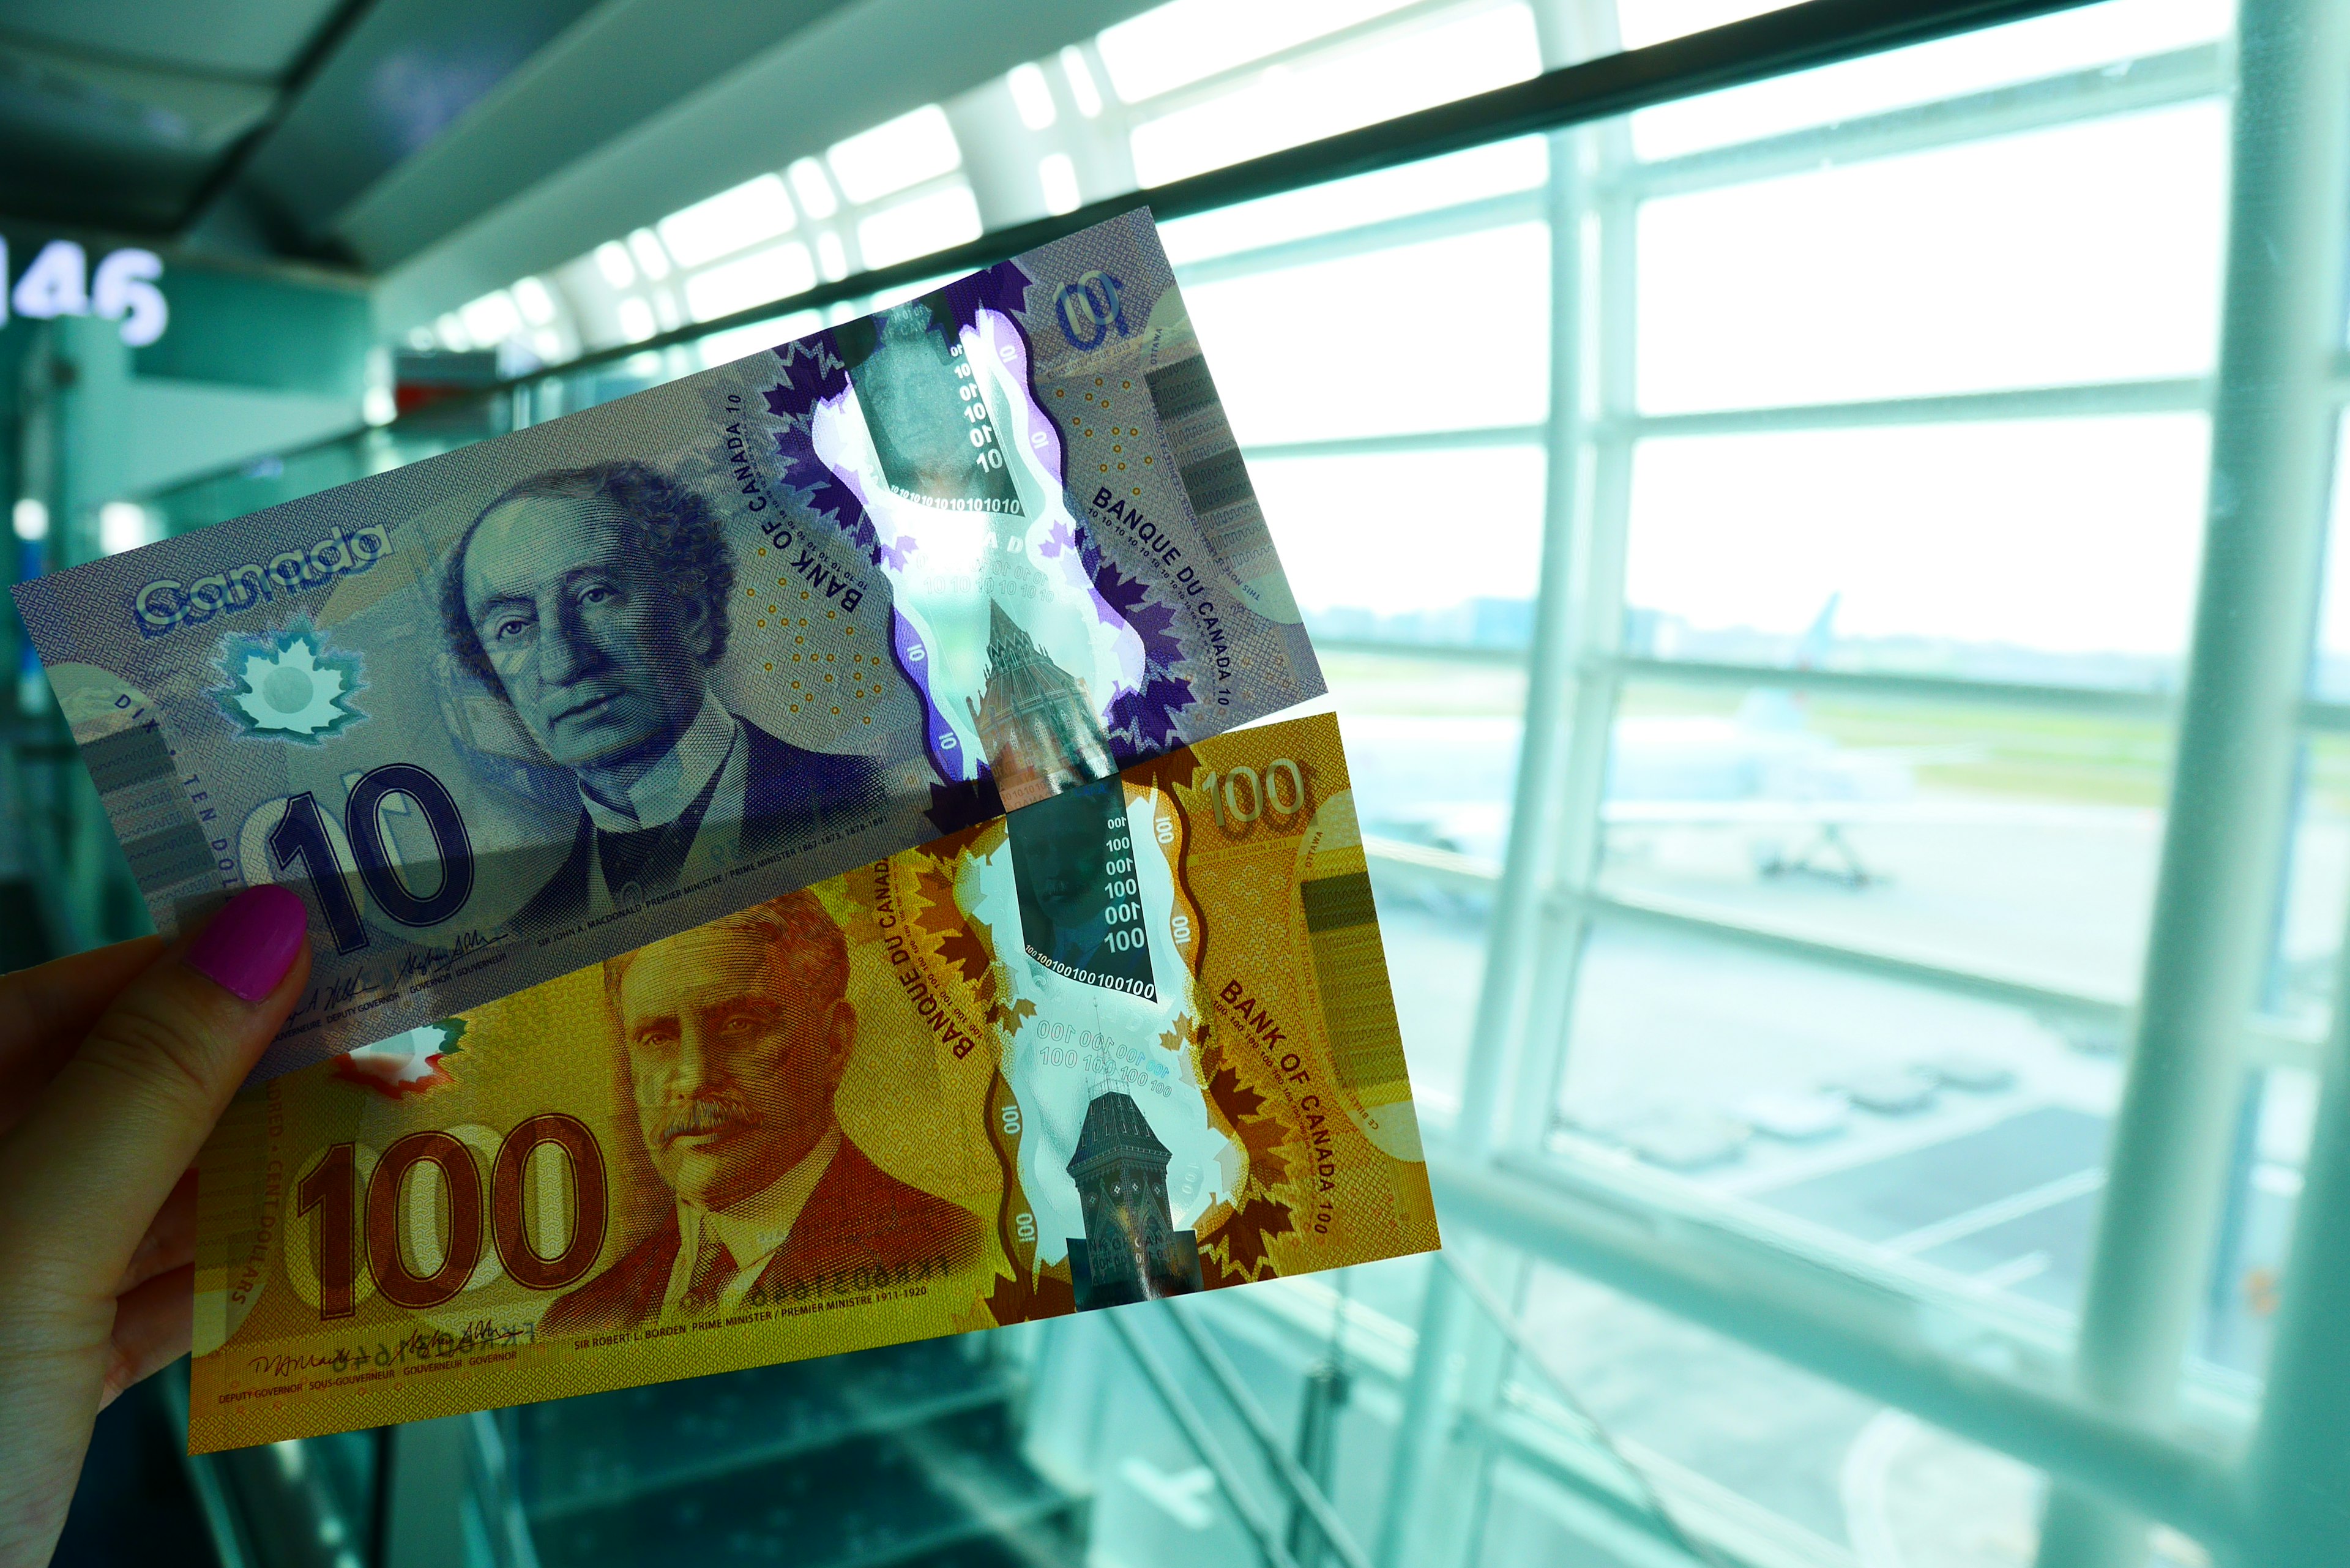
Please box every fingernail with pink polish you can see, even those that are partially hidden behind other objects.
[185,885,310,1002]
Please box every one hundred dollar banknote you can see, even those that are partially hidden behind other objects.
[189,711,1436,1451]
[15,208,1321,1081]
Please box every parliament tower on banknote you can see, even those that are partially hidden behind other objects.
[1066,1090,1204,1310]
[968,600,1117,812]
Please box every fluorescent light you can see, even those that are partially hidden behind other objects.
[459,290,521,346]
[100,502,153,554]
[12,499,48,541]
[1008,62,1058,129]
[658,174,796,269]
[512,276,559,326]
[627,229,672,282]
[827,105,961,204]
[788,159,840,220]
[1039,154,1081,215]
[616,297,657,342]
[857,185,983,269]
[1061,47,1103,117]
[593,241,636,288]
[684,242,816,322]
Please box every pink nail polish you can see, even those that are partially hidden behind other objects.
[185,885,310,1002]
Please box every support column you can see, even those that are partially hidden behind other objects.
[1385,0,1608,1539]
[2244,914,2350,1562]
[2036,1,2350,1562]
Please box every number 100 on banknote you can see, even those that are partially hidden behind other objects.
[191,713,1436,1449]
[14,209,1321,1080]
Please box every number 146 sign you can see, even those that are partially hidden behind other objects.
[2,237,167,347]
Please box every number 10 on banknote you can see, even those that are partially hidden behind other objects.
[14,208,1322,1081]
[190,712,1438,1450]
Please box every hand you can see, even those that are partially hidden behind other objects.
[0,886,311,1568]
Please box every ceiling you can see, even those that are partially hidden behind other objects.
[0,0,614,256]
[0,0,1155,326]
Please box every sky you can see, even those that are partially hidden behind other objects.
[1166,0,2285,662]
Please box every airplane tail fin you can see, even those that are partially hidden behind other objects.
[1797,592,1841,671]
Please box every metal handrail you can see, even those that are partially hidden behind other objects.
[1104,1310,1307,1568]
[1160,1300,1376,1568]
[1434,1252,1725,1567]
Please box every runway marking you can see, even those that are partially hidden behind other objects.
[1879,1167,2105,1257]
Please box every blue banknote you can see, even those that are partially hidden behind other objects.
[15,209,1321,1080]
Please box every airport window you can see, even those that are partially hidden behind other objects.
[121,0,2350,1562]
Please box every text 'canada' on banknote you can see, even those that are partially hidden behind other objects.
[188,711,1436,1451]
[15,208,1322,1081]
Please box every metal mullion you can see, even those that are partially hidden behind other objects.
[1242,425,1545,463]
[1427,1149,2244,1549]
[1562,883,2131,1027]
[1614,375,2209,438]
[1378,36,1608,1550]
[1367,834,2329,1073]
[2036,2,2350,1562]
[1112,0,1518,129]
[1169,189,1546,287]
[1496,132,1644,1161]
[1608,653,2179,720]
[2296,700,2350,734]
[1621,42,2226,203]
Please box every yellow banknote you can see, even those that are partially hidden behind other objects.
[190,711,1438,1451]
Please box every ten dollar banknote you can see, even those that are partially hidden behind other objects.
[16,208,1320,1081]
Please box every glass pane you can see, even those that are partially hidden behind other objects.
[1595,681,2174,999]
[2195,1066,2318,1381]
[1125,4,1542,185]
[1182,222,1550,443]
[1630,0,2234,160]
[1625,417,2210,682]
[1555,924,2121,1318]
[1636,102,2229,410]
[2267,734,2350,1030]
[1507,1263,2162,1564]
[1158,136,1547,266]
[1251,444,1545,644]
[1327,646,1529,1120]
[2307,414,2350,702]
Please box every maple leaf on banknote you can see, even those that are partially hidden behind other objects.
[1198,1037,1296,1191]
[1201,1039,1263,1121]
[912,867,995,988]
[1231,1101,1294,1190]
[1057,523,1190,753]
[1201,1195,1297,1282]
[984,1265,1076,1327]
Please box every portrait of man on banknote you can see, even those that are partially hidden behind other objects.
[442,459,884,935]
[543,890,983,1332]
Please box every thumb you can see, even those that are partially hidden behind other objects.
[0,884,311,1287]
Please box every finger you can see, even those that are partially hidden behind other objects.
[114,1167,198,1297]
[0,937,165,1139]
[100,1263,194,1411]
[0,885,310,1294]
